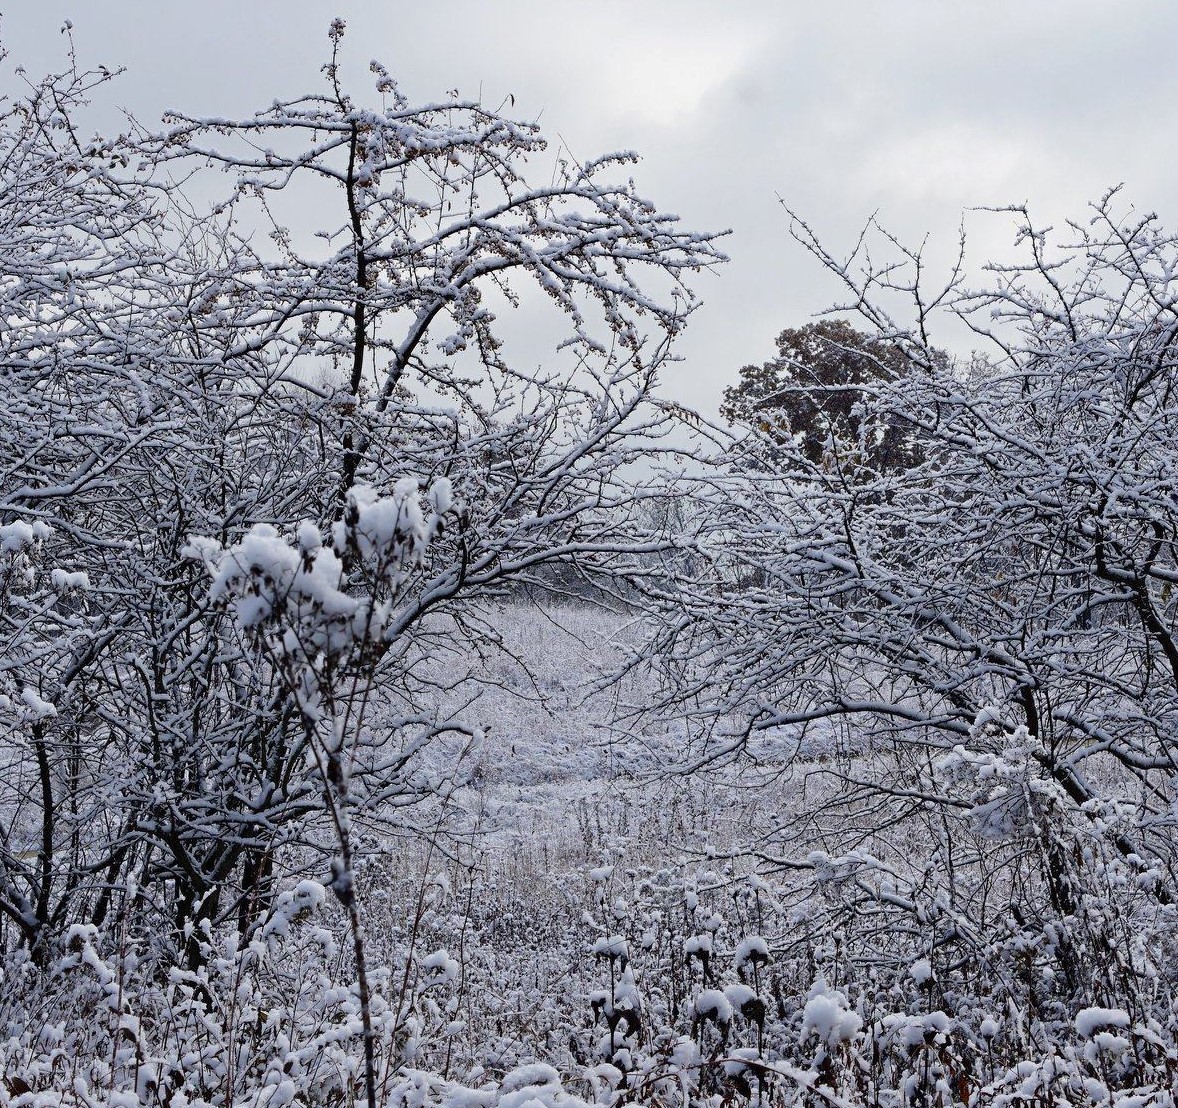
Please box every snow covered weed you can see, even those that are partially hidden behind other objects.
[1,890,359,1105]
[4,735,1178,1107]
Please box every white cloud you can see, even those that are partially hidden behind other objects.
[857,122,1035,207]
[589,26,754,129]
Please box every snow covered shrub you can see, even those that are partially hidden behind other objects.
[639,191,1178,1105]
[0,15,720,957]
[0,20,724,1108]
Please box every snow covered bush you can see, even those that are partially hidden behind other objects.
[639,191,1178,1105]
[0,21,722,1108]
[0,17,720,965]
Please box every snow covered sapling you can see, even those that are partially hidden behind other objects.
[188,476,457,1108]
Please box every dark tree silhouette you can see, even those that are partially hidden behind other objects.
[721,319,927,472]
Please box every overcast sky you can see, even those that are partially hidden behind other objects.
[3,1,1176,415]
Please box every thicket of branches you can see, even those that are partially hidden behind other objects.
[0,26,725,1106]
[647,196,1178,1105]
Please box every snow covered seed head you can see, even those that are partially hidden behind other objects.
[910,957,935,987]
[0,519,52,556]
[1075,1007,1131,1039]
[0,519,53,590]
[261,880,327,942]
[188,524,359,671]
[684,932,713,975]
[734,935,769,976]
[802,979,862,1050]
[724,983,766,1028]
[591,934,629,967]
[420,948,460,990]
[335,478,454,584]
[693,988,733,1027]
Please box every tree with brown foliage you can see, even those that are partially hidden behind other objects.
[721,319,926,473]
